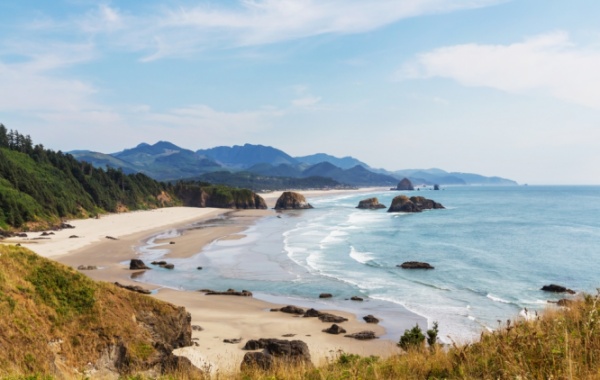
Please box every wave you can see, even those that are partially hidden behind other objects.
[486,293,512,304]
[348,246,374,264]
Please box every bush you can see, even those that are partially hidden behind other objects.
[398,324,425,350]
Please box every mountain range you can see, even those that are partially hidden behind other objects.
[71,142,517,188]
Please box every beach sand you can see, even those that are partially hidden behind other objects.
[11,189,402,374]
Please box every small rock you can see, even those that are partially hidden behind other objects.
[322,324,346,335]
[279,305,305,315]
[169,241,176,244]
[344,331,378,340]
[363,315,379,324]
[192,325,204,331]
[197,266,203,270]
[319,293,333,299]
[303,308,321,318]
[318,313,348,323]
[398,261,434,270]
[105,236,118,240]
[69,235,79,239]
[350,296,364,301]
[151,261,167,266]
[161,263,175,270]
[224,338,242,344]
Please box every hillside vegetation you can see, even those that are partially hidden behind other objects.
[0,245,195,378]
[0,125,177,230]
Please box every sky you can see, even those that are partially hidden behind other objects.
[1,1,599,185]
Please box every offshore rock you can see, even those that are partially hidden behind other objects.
[356,197,386,209]
[274,191,313,210]
[398,261,435,270]
[388,195,444,213]
[541,284,576,294]
[396,178,414,191]
[363,315,380,324]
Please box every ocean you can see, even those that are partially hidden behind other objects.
[136,186,600,343]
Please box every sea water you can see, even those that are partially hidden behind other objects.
[137,186,600,343]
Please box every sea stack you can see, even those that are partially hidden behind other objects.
[356,197,386,209]
[396,178,414,191]
[274,191,314,210]
[388,195,444,213]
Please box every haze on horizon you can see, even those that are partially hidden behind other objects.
[1,1,599,185]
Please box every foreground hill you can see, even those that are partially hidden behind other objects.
[0,245,195,378]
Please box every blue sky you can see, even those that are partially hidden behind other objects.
[1,1,599,184]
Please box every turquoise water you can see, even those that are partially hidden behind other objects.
[137,186,600,342]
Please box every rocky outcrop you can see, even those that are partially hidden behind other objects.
[387,195,444,213]
[130,259,150,270]
[396,178,414,191]
[356,197,386,209]
[398,261,435,269]
[241,339,312,370]
[541,284,575,294]
[274,192,313,210]
[114,282,152,295]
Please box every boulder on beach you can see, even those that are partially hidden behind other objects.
[205,289,253,297]
[396,178,414,191]
[398,261,435,270]
[318,313,348,323]
[356,197,386,209]
[129,259,150,270]
[344,331,378,340]
[274,191,313,210]
[319,293,333,299]
[388,195,444,213]
[323,324,346,335]
[541,284,575,294]
[279,305,306,315]
[363,315,379,324]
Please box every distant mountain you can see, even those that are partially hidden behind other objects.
[197,144,298,168]
[393,168,517,186]
[70,141,517,188]
[73,142,222,181]
[295,153,369,170]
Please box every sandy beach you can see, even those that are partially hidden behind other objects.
[9,188,402,374]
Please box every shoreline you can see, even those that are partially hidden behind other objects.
[10,188,409,374]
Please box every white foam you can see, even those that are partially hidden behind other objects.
[349,246,374,264]
[486,293,511,304]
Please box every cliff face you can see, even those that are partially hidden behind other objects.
[174,183,267,209]
[274,191,313,210]
[0,246,195,378]
[388,195,444,213]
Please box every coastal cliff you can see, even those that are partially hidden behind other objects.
[0,245,195,378]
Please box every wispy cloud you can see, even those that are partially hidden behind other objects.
[399,31,600,109]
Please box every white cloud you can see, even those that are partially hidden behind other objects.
[400,31,600,109]
[292,96,322,107]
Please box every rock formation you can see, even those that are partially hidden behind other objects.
[204,288,253,297]
[129,259,150,270]
[541,284,575,294]
[396,178,414,191]
[356,197,386,209]
[319,293,333,298]
[241,339,312,370]
[387,195,444,213]
[274,191,313,210]
[175,185,267,209]
[345,331,378,340]
[363,315,379,324]
[323,324,346,334]
[398,261,435,270]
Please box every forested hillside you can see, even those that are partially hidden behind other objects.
[0,125,179,230]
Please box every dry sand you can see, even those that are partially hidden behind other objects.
[9,189,401,374]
